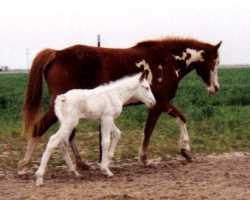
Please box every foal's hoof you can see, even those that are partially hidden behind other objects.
[100,166,114,177]
[35,173,44,186]
[103,170,113,177]
[76,161,90,171]
[180,149,192,162]
[36,177,44,187]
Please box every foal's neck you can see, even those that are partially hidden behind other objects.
[116,77,139,105]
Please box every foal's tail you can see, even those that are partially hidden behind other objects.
[22,49,56,139]
[54,95,67,122]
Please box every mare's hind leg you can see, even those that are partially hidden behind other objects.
[69,129,90,170]
[139,105,162,165]
[18,103,57,175]
[163,103,192,161]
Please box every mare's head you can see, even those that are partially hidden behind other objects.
[134,70,156,108]
[192,41,222,95]
[170,38,222,95]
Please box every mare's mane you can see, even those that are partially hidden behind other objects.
[133,37,213,50]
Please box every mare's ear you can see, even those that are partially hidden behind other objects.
[215,41,222,50]
[139,70,149,82]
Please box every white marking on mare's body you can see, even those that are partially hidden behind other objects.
[35,72,156,186]
[174,48,205,67]
[157,65,163,82]
[136,60,153,84]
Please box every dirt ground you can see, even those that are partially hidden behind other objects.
[0,152,250,200]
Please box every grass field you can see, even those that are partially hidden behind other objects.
[0,68,250,168]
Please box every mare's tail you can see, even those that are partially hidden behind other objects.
[22,49,56,138]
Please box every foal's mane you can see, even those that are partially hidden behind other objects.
[90,73,141,94]
[133,37,213,49]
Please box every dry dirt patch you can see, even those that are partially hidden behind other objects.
[0,152,250,200]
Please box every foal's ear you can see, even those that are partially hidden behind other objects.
[139,70,149,82]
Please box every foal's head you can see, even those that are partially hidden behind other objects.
[194,41,222,95]
[134,71,156,108]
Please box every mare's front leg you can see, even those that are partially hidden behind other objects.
[139,105,162,165]
[100,116,113,177]
[162,103,192,161]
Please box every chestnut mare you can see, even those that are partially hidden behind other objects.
[18,37,222,174]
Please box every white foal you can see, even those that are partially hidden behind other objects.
[36,71,156,186]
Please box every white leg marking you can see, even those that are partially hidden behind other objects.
[176,118,190,151]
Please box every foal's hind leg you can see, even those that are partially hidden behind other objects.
[36,132,62,186]
[36,122,77,186]
[59,142,80,177]
[18,103,57,175]
[108,123,121,161]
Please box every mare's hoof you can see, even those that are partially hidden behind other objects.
[180,149,192,162]
[17,160,29,175]
[139,154,148,166]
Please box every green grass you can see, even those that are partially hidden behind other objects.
[0,68,250,169]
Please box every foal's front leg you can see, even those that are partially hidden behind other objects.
[100,116,113,177]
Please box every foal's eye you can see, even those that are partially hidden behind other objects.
[145,86,149,90]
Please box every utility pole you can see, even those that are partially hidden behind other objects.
[25,48,30,70]
[97,34,101,47]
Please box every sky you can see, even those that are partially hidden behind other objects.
[0,0,250,69]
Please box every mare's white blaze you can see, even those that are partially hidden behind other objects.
[136,60,153,84]
[176,118,190,151]
[174,48,205,66]
[207,56,220,94]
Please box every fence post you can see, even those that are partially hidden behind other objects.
[97,34,101,47]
